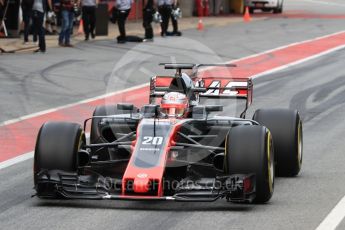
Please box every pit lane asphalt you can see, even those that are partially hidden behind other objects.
[1,1,345,229]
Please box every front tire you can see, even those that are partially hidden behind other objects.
[34,122,85,195]
[225,125,274,203]
[253,109,303,177]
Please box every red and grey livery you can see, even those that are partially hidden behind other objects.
[34,63,303,204]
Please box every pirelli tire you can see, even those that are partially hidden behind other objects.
[34,122,85,193]
[253,109,303,177]
[225,125,274,203]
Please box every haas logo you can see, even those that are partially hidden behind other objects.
[137,173,148,179]
[197,80,248,96]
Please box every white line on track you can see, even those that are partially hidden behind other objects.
[0,133,91,171]
[252,44,345,80]
[1,30,345,171]
[315,196,345,230]
[0,83,149,127]
[0,151,34,170]
[229,30,345,64]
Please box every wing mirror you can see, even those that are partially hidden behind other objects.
[141,104,160,118]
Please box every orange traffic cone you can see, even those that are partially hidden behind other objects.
[243,6,251,22]
[197,18,204,31]
[77,19,84,35]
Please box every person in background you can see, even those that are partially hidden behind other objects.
[32,0,52,52]
[157,0,172,37]
[52,0,61,28]
[59,0,75,47]
[0,0,4,33]
[214,0,222,15]
[115,0,133,44]
[142,0,155,42]
[169,0,181,36]
[0,0,3,19]
[21,0,35,43]
[45,6,58,34]
[81,0,98,41]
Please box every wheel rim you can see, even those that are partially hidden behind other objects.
[297,120,303,168]
[267,131,274,193]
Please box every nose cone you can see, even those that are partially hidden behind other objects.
[133,176,150,193]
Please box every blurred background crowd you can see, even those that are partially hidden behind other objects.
[0,0,246,52]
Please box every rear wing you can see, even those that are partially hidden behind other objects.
[149,63,253,118]
[150,75,253,118]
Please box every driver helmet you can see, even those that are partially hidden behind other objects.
[160,92,188,118]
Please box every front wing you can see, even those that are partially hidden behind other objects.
[35,170,256,202]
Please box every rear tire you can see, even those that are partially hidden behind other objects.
[90,105,119,144]
[225,125,274,203]
[253,109,302,177]
[90,105,137,162]
[34,122,85,187]
[90,104,138,144]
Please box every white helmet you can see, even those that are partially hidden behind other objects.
[160,92,188,118]
[172,8,182,20]
[153,12,162,23]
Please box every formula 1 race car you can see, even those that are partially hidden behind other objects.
[34,63,303,204]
